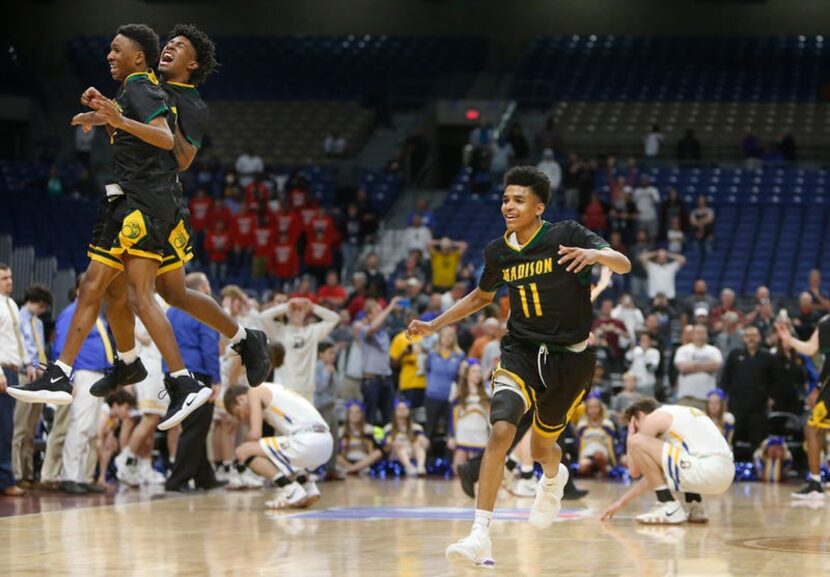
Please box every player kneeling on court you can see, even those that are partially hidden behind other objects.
[601,398,734,524]
[224,383,333,509]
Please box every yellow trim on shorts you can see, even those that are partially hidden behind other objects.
[87,248,125,271]
[262,436,281,450]
[492,363,534,410]
[110,246,164,262]
[808,400,830,429]
[532,389,587,438]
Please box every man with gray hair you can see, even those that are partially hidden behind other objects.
[715,311,744,361]
[710,288,744,333]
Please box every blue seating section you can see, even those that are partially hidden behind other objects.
[67,35,487,106]
[513,35,830,106]
[438,166,830,298]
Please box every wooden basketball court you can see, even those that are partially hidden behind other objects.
[1,479,827,576]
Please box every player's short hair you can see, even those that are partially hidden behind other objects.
[23,284,52,306]
[622,397,661,423]
[166,24,219,85]
[184,272,208,291]
[504,166,551,205]
[116,24,161,69]
[223,384,249,417]
[269,342,285,369]
[0,262,9,271]
[106,388,136,407]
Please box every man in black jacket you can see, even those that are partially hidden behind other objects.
[720,325,775,459]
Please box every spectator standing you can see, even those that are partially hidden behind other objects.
[314,341,342,480]
[632,176,660,240]
[258,297,340,402]
[689,195,715,251]
[676,129,702,161]
[250,212,275,278]
[389,316,427,409]
[424,327,466,448]
[643,124,664,159]
[407,198,435,230]
[362,253,388,301]
[666,216,685,254]
[715,312,744,361]
[429,238,468,293]
[592,299,631,373]
[674,325,723,410]
[640,249,686,300]
[537,149,562,195]
[317,271,347,310]
[304,229,336,287]
[204,219,231,281]
[354,297,401,425]
[710,288,745,333]
[627,230,652,301]
[340,204,364,283]
[188,189,213,260]
[11,284,52,489]
[323,132,347,157]
[770,341,812,415]
[582,193,608,235]
[235,148,264,188]
[0,263,24,496]
[719,326,775,457]
[625,333,661,396]
[792,291,822,341]
[611,294,645,342]
[402,213,433,257]
[806,269,829,313]
[230,203,256,274]
[611,372,642,417]
[489,136,515,177]
[681,279,719,327]
[659,187,688,241]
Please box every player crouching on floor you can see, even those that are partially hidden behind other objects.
[224,383,333,509]
[601,398,734,524]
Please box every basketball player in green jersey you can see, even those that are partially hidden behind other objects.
[407,166,630,567]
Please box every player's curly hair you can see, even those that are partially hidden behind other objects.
[167,24,219,85]
[116,24,160,70]
[504,165,551,205]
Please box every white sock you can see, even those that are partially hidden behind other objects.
[55,360,72,377]
[542,471,560,487]
[808,473,822,483]
[169,369,190,378]
[118,347,138,364]
[229,326,246,345]
[520,465,534,474]
[473,509,493,532]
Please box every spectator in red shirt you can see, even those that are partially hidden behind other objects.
[251,212,275,278]
[304,228,335,286]
[317,270,347,309]
[204,219,231,280]
[243,176,271,213]
[188,188,213,263]
[591,298,631,372]
[269,231,300,286]
[287,173,311,210]
[271,204,302,244]
[307,207,337,244]
[209,197,233,231]
[231,203,256,274]
[710,288,745,333]
[582,192,608,234]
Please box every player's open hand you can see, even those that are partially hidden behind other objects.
[81,86,104,107]
[558,245,600,273]
[90,95,124,128]
[600,500,623,521]
[406,319,434,340]
[774,320,792,344]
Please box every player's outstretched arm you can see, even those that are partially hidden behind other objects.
[601,478,651,521]
[406,287,494,339]
[558,245,631,275]
[776,321,819,357]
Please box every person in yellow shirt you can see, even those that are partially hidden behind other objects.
[429,237,468,292]
[390,312,427,408]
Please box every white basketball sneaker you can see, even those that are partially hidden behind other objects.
[528,463,568,529]
[511,476,538,498]
[445,525,495,568]
[636,501,688,525]
[226,468,244,490]
[298,479,321,507]
[684,501,709,523]
[240,468,264,489]
[138,459,165,485]
[115,452,140,487]
[265,481,308,509]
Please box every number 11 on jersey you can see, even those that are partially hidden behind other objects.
[518,282,543,317]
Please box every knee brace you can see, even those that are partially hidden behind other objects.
[490,390,525,426]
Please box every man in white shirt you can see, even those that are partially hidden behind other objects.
[626,333,661,396]
[611,294,645,341]
[633,176,661,241]
[536,149,562,192]
[674,325,723,410]
[402,213,433,257]
[0,263,25,496]
[258,298,340,401]
[235,148,264,188]
[639,249,686,300]
[643,125,664,159]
